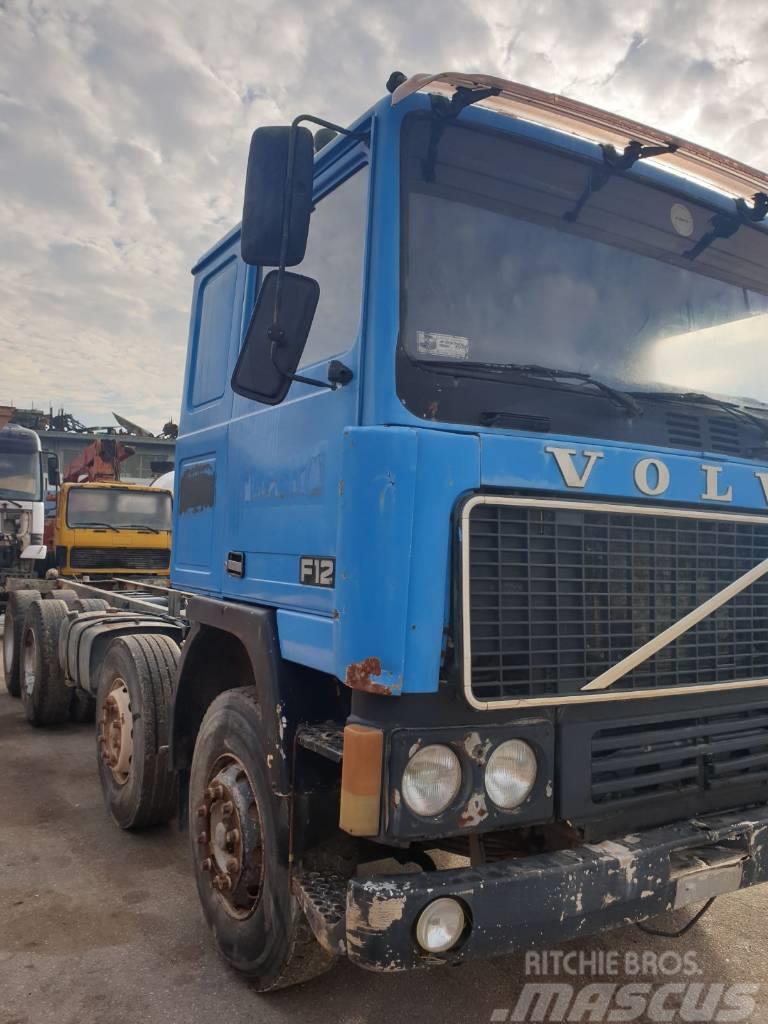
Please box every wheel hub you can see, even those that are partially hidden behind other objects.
[195,758,264,917]
[99,679,133,785]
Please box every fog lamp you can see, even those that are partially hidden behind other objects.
[415,897,466,953]
[485,739,537,809]
[401,744,462,816]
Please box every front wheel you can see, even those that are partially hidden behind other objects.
[189,687,336,991]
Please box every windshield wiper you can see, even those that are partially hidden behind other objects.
[629,390,768,442]
[75,520,120,532]
[0,497,23,509]
[420,359,643,417]
[125,523,160,533]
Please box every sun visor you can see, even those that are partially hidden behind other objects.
[391,72,768,201]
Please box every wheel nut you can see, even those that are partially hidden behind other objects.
[226,856,239,874]
[221,800,234,817]
[196,804,208,818]
[225,829,240,847]
[207,784,224,801]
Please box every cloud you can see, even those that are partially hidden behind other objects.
[0,0,766,430]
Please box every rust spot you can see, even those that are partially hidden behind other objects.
[345,657,392,695]
[458,793,489,829]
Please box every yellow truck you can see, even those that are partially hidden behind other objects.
[48,481,171,577]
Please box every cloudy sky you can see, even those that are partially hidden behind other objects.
[1,0,767,432]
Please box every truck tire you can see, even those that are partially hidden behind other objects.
[96,633,178,829]
[21,599,71,726]
[2,590,41,697]
[75,598,110,613]
[54,589,80,607]
[189,687,337,991]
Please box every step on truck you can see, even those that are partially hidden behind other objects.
[7,71,768,991]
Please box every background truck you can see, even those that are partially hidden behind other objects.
[0,420,48,600]
[6,71,768,993]
[44,438,172,579]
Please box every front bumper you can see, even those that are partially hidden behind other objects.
[335,807,768,971]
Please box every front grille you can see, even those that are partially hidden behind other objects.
[464,498,768,704]
[591,705,768,806]
[69,547,170,571]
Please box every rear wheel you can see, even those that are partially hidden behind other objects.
[189,687,336,991]
[75,598,110,613]
[96,633,178,829]
[2,590,41,697]
[21,599,71,725]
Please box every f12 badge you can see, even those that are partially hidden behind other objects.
[299,556,336,588]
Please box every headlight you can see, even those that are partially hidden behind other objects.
[402,744,462,816]
[485,739,537,809]
[415,898,466,952]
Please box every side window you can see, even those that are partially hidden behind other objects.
[190,256,238,406]
[297,166,369,368]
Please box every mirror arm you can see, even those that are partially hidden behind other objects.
[268,327,337,392]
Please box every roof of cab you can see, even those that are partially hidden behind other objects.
[391,72,768,200]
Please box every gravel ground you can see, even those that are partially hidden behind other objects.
[1,616,768,1024]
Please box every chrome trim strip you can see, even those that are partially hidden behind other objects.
[460,495,768,710]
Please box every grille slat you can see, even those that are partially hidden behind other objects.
[70,547,170,571]
[591,704,768,806]
[466,500,768,703]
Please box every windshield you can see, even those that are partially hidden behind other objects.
[67,487,172,530]
[0,450,42,501]
[399,116,768,427]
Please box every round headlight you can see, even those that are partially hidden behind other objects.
[415,897,466,953]
[485,740,537,809]
[402,744,462,816]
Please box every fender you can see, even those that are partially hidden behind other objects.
[170,594,341,798]
[60,612,184,697]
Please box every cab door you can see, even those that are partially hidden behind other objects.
[224,143,370,613]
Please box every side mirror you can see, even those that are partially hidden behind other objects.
[231,270,319,405]
[45,452,60,486]
[241,126,315,267]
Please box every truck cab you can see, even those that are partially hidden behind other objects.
[168,73,768,988]
[0,422,47,596]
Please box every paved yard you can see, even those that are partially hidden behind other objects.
[1,624,768,1024]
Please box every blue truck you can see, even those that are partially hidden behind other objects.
[8,71,768,991]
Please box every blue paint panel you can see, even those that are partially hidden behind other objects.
[277,609,335,675]
[480,432,768,511]
[334,426,480,694]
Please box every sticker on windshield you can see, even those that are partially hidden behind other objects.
[416,331,470,360]
[670,203,694,237]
